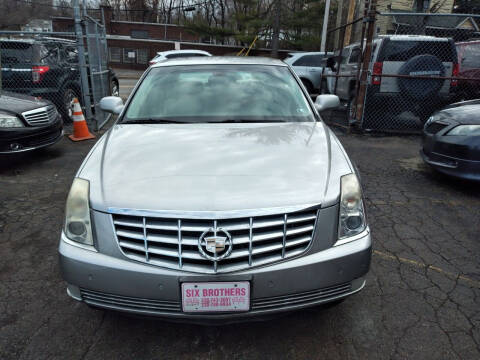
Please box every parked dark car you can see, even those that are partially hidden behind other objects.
[421,99,480,180]
[0,91,63,153]
[0,37,119,121]
[455,40,480,100]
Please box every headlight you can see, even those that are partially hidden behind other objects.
[64,178,94,247]
[425,115,438,126]
[446,125,480,136]
[0,113,24,128]
[338,173,366,240]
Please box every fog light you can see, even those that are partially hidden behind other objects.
[346,215,363,230]
[67,221,86,236]
[10,143,22,151]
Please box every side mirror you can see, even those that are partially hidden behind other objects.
[100,96,124,115]
[314,94,340,112]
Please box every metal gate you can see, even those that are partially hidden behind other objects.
[82,6,111,130]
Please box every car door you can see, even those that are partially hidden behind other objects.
[336,47,351,99]
[347,46,361,81]
[304,55,324,89]
[290,54,309,80]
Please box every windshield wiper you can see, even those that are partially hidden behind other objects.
[122,118,189,124]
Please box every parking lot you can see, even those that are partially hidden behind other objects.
[1,103,479,359]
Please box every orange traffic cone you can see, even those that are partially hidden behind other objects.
[68,98,95,142]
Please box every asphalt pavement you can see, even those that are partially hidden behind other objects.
[0,78,479,359]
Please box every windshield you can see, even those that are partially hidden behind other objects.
[123,65,315,123]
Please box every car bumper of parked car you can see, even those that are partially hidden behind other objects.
[59,228,371,321]
[0,116,63,154]
[420,148,480,181]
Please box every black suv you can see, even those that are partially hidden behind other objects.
[0,37,119,121]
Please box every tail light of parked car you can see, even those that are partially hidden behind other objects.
[451,63,459,87]
[32,65,50,84]
[372,62,383,85]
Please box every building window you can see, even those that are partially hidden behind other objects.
[109,47,121,63]
[131,30,149,39]
[137,49,149,64]
[123,48,136,63]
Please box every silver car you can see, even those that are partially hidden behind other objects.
[59,57,371,321]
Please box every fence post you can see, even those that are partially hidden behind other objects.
[355,0,377,127]
[353,0,370,119]
[73,0,94,128]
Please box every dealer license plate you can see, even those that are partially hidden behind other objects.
[181,282,250,312]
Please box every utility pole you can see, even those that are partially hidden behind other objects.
[320,0,331,52]
[343,0,356,46]
[271,0,281,58]
[355,0,377,125]
[73,0,93,126]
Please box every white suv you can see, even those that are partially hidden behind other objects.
[149,49,212,65]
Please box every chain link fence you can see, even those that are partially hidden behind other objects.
[321,1,480,133]
[0,1,113,130]
[360,12,480,132]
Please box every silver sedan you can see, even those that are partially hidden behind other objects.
[59,57,371,321]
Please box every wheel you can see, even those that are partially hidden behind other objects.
[301,79,314,94]
[61,87,78,123]
[110,80,119,97]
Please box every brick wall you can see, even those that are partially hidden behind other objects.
[107,37,291,70]
[109,21,199,42]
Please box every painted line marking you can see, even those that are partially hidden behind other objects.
[373,250,480,288]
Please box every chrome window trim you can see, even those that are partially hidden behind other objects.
[107,203,321,220]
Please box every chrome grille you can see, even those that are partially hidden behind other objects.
[251,283,352,310]
[79,282,351,315]
[80,288,181,313]
[22,106,57,126]
[112,208,319,273]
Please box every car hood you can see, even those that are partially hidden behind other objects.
[79,122,352,213]
[438,102,480,125]
[0,91,51,114]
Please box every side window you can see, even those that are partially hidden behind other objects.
[349,47,361,63]
[292,55,309,66]
[40,45,59,64]
[462,44,480,68]
[65,46,78,63]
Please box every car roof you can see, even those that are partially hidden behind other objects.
[288,51,333,56]
[156,49,212,56]
[150,56,287,67]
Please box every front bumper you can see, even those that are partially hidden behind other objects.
[59,228,371,321]
[0,116,63,153]
[421,132,480,181]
